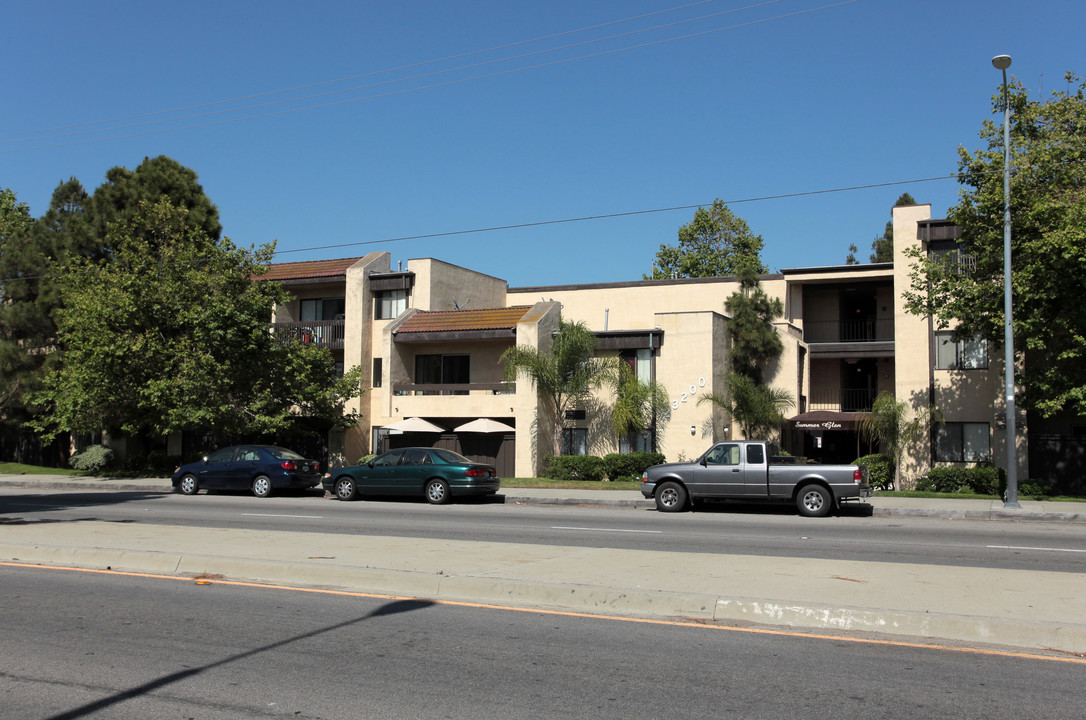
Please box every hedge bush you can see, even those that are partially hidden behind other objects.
[853,453,893,490]
[915,465,1005,495]
[602,452,666,481]
[69,445,115,473]
[544,454,607,482]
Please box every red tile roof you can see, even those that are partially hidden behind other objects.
[259,257,365,282]
[396,306,534,334]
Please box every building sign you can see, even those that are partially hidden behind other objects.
[795,421,844,430]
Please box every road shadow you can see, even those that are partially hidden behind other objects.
[651,499,875,518]
[45,598,435,720]
[0,491,168,523]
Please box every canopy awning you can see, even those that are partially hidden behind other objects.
[454,418,515,433]
[383,417,445,433]
[786,410,867,431]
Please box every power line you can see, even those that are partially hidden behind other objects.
[3,1,860,152]
[0,0,734,140]
[0,171,959,284]
[0,0,734,139]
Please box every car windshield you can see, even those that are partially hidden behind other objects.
[264,447,305,460]
[430,448,472,465]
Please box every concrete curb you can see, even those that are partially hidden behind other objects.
[6,541,1085,655]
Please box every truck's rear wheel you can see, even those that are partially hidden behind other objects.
[796,483,833,517]
[655,481,688,512]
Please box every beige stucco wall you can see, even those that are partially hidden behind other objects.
[512,302,561,477]
[408,258,508,311]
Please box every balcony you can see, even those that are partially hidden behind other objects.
[269,320,345,350]
[389,382,517,419]
[392,382,515,396]
[807,388,878,413]
[804,318,894,344]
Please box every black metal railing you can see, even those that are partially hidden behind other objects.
[269,320,346,350]
[803,318,894,344]
[807,388,879,412]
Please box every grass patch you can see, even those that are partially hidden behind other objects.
[500,477,643,492]
[0,462,85,476]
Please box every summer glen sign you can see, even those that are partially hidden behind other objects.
[795,420,844,430]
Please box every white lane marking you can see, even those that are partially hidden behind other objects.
[988,545,1086,554]
[242,513,324,519]
[551,525,662,534]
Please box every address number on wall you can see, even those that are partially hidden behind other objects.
[671,377,707,410]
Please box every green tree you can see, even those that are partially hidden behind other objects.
[724,259,784,382]
[698,259,793,440]
[698,372,794,441]
[29,199,364,440]
[609,363,669,451]
[645,199,766,279]
[858,392,941,490]
[903,73,1086,417]
[501,319,619,456]
[88,155,222,245]
[847,193,915,265]
[0,188,37,420]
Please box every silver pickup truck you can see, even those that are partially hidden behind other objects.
[640,441,871,517]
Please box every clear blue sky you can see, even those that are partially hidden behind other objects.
[3,0,1081,287]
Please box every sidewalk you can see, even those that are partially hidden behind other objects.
[3,473,1086,656]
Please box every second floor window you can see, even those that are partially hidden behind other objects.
[415,354,469,394]
[935,331,988,370]
[375,289,407,319]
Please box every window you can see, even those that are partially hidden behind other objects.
[705,443,740,465]
[372,358,382,388]
[562,428,588,456]
[935,331,988,370]
[936,422,991,462]
[746,444,765,464]
[415,353,469,394]
[300,298,345,321]
[375,289,407,319]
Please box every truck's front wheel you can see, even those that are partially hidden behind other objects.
[796,483,833,517]
[655,481,688,512]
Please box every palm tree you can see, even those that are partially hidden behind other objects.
[609,363,669,452]
[698,372,794,441]
[858,392,941,490]
[500,319,618,456]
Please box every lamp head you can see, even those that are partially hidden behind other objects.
[992,55,1012,71]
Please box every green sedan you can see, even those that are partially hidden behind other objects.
[323,447,500,505]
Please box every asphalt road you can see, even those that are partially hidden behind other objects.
[4,487,1086,574]
[3,564,1084,720]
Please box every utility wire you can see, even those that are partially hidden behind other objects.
[0,0,736,139]
[0,171,960,284]
[3,1,859,151]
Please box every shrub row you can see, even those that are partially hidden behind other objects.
[544,452,666,482]
[915,465,1006,495]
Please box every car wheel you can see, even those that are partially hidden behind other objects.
[177,473,199,496]
[797,483,833,517]
[424,479,451,505]
[655,481,688,512]
[252,475,273,498]
[334,477,358,501]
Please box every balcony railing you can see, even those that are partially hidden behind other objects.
[392,382,515,396]
[807,388,878,413]
[269,320,345,350]
[804,318,894,344]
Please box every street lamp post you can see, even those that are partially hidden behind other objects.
[992,54,1020,509]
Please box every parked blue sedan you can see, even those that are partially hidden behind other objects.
[324,447,500,504]
[172,445,322,498]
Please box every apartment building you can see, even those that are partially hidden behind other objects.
[260,203,1058,485]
